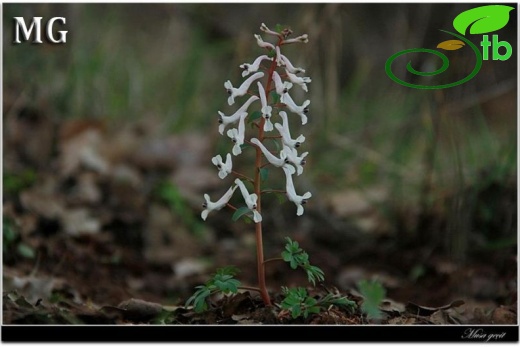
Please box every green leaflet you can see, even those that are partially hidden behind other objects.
[248,111,262,123]
[259,168,269,182]
[232,206,252,222]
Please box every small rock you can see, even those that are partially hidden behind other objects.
[117,298,163,321]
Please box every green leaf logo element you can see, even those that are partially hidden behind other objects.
[453,5,515,35]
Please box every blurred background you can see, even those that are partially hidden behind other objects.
[3,3,517,322]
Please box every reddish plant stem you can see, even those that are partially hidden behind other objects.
[263,257,284,265]
[254,38,283,307]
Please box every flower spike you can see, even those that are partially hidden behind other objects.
[257,82,273,132]
[212,153,233,179]
[282,166,312,216]
[201,185,237,221]
[275,111,306,149]
[235,178,262,223]
[224,72,264,106]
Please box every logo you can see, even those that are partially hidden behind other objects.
[385,5,514,89]
[13,17,68,44]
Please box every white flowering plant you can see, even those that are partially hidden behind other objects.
[187,24,353,315]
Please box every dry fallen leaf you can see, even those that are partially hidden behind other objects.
[61,208,101,236]
[406,299,465,316]
[491,305,517,324]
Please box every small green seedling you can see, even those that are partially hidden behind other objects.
[281,287,355,319]
[185,266,241,313]
[357,279,386,320]
[281,237,325,286]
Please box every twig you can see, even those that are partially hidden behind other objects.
[232,170,254,183]
[263,257,284,265]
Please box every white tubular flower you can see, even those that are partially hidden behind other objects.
[240,55,272,77]
[211,153,233,179]
[234,178,262,223]
[282,166,312,216]
[283,92,310,125]
[272,71,293,103]
[282,34,309,44]
[226,112,248,156]
[275,46,284,66]
[257,82,273,132]
[275,111,306,149]
[282,145,308,176]
[201,185,237,221]
[260,23,281,37]
[254,34,275,50]
[250,138,296,175]
[280,54,306,74]
[286,70,311,92]
[224,72,264,106]
[218,95,259,135]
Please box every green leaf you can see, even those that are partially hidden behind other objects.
[248,111,262,123]
[216,266,240,277]
[3,170,37,195]
[274,24,285,33]
[17,243,35,259]
[215,278,240,293]
[304,297,317,306]
[232,207,252,222]
[186,267,242,313]
[358,279,386,319]
[259,168,269,182]
[269,137,281,152]
[271,91,280,104]
[315,292,356,315]
[281,237,324,284]
[453,5,515,35]
[185,287,211,313]
[291,305,301,319]
[305,265,325,286]
[275,191,286,204]
[3,219,17,249]
[281,287,323,319]
[281,251,292,262]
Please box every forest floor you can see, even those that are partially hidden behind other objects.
[2,109,517,326]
